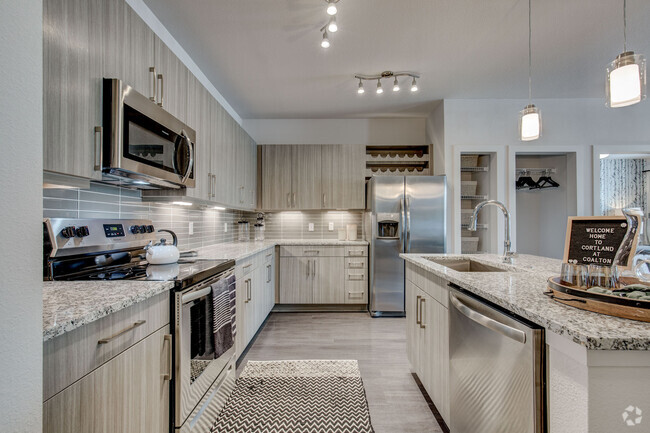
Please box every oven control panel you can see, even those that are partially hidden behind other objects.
[44,218,158,258]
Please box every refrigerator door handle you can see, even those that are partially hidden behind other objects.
[406,196,412,252]
[400,196,406,252]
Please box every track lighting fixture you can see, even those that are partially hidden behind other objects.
[328,16,338,33]
[606,0,646,107]
[518,0,541,141]
[354,71,420,95]
[321,30,330,48]
[326,0,338,16]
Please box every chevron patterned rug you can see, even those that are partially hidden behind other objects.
[211,360,374,433]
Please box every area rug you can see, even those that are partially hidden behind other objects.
[211,360,375,433]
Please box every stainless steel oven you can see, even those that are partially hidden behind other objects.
[174,265,236,432]
[102,78,195,189]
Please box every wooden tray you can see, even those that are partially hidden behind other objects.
[546,277,650,323]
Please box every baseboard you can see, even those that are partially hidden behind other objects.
[411,372,450,433]
[272,304,369,313]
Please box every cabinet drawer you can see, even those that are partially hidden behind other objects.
[43,291,170,401]
[345,257,366,269]
[236,256,255,279]
[345,280,368,304]
[345,246,367,257]
[346,269,367,281]
[263,248,274,264]
[279,245,344,257]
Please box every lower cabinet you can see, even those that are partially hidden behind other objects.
[406,265,450,424]
[43,326,171,433]
[278,245,368,305]
[235,248,276,358]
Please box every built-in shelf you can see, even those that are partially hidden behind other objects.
[461,166,489,172]
[365,145,431,178]
[461,223,488,230]
[515,168,557,175]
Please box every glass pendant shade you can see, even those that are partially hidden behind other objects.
[357,80,364,94]
[519,104,541,141]
[606,51,646,107]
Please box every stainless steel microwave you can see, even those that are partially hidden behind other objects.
[101,78,195,189]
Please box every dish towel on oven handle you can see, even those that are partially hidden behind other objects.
[212,274,236,358]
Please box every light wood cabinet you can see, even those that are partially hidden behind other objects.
[153,35,188,122]
[43,0,102,179]
[313,257,345,304]
[44,326,171,433]
[405,265,450,425]
[321,145,365,209]
[279,257,313,304]
[186,75,211,201]
[260,144,365,210]
[261,145,293,210]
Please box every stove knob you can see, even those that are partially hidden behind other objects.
[146,225,154,233]
[75,226,90,237]
[61,226,76,238]
[130,225,141,234]
[139,225,147,233]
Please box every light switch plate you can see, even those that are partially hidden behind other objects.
[328,222,334,231]
[224,223,228,233]
[308,223,314,232]
[189,222,194,235]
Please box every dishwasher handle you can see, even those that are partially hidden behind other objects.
[449,292,526,344]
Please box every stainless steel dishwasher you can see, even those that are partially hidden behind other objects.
[449,285,545,433]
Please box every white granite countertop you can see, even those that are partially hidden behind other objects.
[195,239,369,262]
[44,239,368,341]
[43,280,174,342]
[401,253,650,350]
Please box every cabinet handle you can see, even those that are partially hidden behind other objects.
[287,193,291,208]
[245,279,251,302]
[348,261,364,268]
[94,126,103,171]
[239,186,245,204]
[415,296,421,325]
[306,259,310,277]
[149,67,157,102]
[312,259,316,278]
[323,192,327,208]
[419,298,426,329]
[267,264,272,283]
[157,73,164,107]
[208,172,213,198]
[162,334,172,381]
[304,250,320,254]
[98,320,146,344]
[347,273,365,281]
[212,175,217,198]
[292,192,296,208]
[266,253,273,259]
[242,263,252,269]
[349,250,365,256]
[348,291,365,298]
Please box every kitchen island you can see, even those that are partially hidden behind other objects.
[401,253,650,433]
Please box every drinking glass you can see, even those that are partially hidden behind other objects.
[560,263,587,287]
[587,264,619,289]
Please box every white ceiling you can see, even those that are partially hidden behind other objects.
[143,0,650,119]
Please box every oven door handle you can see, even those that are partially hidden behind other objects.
[182,286,212,304]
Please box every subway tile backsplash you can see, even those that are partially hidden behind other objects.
[43,183,365,249]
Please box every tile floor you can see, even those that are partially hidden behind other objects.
[237,312,443,433]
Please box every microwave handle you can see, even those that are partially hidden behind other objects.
[178,131,194,183]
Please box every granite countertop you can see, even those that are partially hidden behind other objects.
[401,253,650,350]
[195,239,369,262]
[44,239,368,341]
[43,280,174,342]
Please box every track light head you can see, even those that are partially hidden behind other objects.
[326,0,337,15]
[410,77,418,92]
[376,79,383,94]
[327,16,338,32]
[357,79,365,94]
[393,77,400,92]
[321,30,330,48]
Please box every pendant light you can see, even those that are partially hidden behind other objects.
[393,77,400,92]
[376,79,383,94]
[357,79,365,94]
[321,30,330,48]
[519,0,541,141]
[606,0,646,108]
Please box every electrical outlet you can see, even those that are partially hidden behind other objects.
[224,223,228,233]
[189,222,194,235]
[328,222,334,231]
[308,223,314,232]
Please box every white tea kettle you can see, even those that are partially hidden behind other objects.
[145,229,180,265]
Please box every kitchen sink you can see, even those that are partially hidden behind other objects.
[426,258,507,273]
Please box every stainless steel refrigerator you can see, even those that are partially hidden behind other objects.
[365,176,447,317]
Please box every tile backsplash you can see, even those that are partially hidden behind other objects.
[43,183,365,249]
[43,183,255,250]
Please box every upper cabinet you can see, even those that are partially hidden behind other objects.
[43,0,258,210]
[260,144,365,211]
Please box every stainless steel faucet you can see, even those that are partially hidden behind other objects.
[468,200,515,263]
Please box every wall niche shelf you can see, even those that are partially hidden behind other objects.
[365,145,431,178]
[461,166,489,173]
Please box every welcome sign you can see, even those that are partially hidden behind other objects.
[563,216,633,267]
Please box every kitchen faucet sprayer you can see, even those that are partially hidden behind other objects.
[468,200,515,263]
